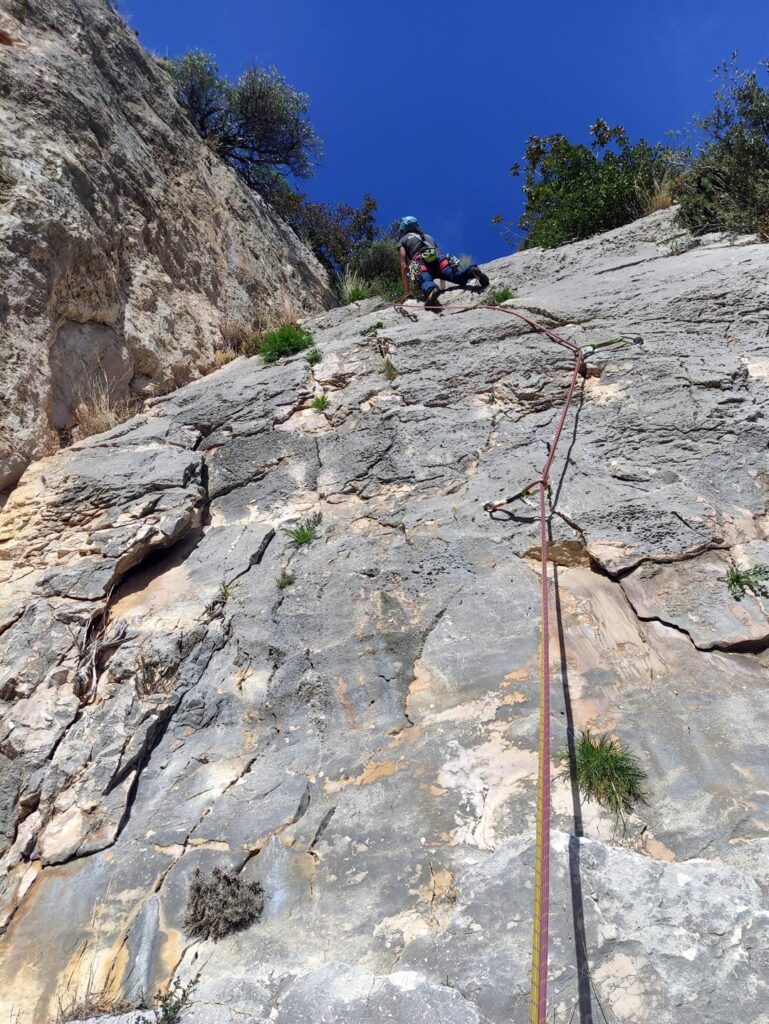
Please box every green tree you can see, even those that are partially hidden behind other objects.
[170,52,388,280]
[292,194,378,274]
[676,56,769,238]
[169,52,322,193]
[498,119,673,249]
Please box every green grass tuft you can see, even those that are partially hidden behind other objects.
[360,321,385,338]
[487,286,514,305]
[310,394,329,412]
[276,569,295,589]
[259,325,314,364]
[563,730,648,822]
[382,357,397,382]
[722,563,769,601]
[305,346,322,365]
[282,512,322,547]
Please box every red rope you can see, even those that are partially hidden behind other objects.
[394,295,587,1024]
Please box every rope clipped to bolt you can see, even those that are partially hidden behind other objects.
[395,293,639,1024]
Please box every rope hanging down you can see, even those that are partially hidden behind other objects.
[395,297,638,1024]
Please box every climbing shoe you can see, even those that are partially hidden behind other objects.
[470,266,490,290]
[424,285,442,309]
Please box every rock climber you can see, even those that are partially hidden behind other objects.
[397,215,489,309]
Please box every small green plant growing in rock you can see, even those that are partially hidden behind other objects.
[282,512,322,547]
[360,321,385,337]
[563,730,648,824]
[382,357,398,381]
[722,563,769,601]
[259,325,314,364]
[205,580,236,617]
[310,393,329,412]
[276,569,295,589]
[305,346,322,365]
[184,867,264,941]
[487,287,514,305]
[138,976,199,1024]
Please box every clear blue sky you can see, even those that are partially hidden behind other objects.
[122,0,769,262]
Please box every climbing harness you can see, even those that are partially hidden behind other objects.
[407,252,460,297]
[394,295,638,1023]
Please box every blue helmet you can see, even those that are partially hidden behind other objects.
[398,215,419,235]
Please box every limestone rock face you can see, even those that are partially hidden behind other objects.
[1,209,769,1024]
[0,0,334,490]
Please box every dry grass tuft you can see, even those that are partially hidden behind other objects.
[337,268,370,305]
[54,960,138,1024]
[72,378,141,441]
[56,991,137,1024]
[213,348,237,368]
[185,866,264,941]
[639,176,674,216]
[219,320,252,352]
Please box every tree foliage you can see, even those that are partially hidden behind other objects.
[676,56,769,238]
[291,194,378,274]
[170,51,322,180]
[502,120,672,249]
[169,51,394,285]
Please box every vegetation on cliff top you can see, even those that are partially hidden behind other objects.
[169,51,401,301]
[496,54,769,249]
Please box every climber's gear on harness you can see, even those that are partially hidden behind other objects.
[397,216,489,302]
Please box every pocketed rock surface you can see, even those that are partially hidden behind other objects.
[1,209,769,1023]
[0,0,333,490]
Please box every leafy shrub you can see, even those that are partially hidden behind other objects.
[259,325,314,363]
[310,394,329,411]
[184,867,264,941]
[282,512,322,546]
[305,346,322,365]
[722,563,769,600]
[348,237,402,299]
[676,57,769,238]
[563,730,649,823]
[498,119,674,249]
[292,194,378,276]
